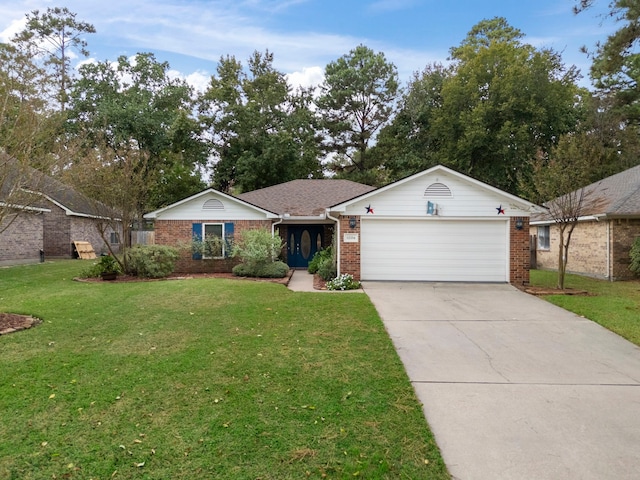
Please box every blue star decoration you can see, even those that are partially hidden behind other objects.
[496,205,505,215]
[366,205,374,214]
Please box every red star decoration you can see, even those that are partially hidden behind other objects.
[496,205,505,215]
[366,205,374,214]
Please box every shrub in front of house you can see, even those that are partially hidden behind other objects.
[630,237,640,276]
[125,245,179,278]
[82,254,123,278]
[233,260,289,278]
[326,273,361,291]
[231,228,289,278]
[308,247,332,274]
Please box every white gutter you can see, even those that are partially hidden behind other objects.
[326,210,341,277]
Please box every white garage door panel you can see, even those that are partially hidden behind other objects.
[361,219,507,282]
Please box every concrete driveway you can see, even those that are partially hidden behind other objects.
[362,282,640,480]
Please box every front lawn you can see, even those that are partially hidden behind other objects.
[0,261,448,479]
[530,269,640,346]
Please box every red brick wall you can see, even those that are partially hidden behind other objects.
[154,219,273,273]
[338,215,361,281]
[509,217,530,286]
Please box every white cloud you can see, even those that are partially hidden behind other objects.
[285,66,324,90]
[0,18,25,42]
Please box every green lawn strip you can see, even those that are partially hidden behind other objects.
[0,261,448,479]
[530,270,640,346]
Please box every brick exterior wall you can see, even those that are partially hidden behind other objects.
[510,217,530,286]
[0,211,44,264]
[43,203,71,257]
[535,219,640,280]
[338,215,361,281]
[155,219,273,273]
[611,219,640,280]
[70,217,121,256]
[336,215,530,285]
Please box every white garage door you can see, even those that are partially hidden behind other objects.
[360,219,508,282]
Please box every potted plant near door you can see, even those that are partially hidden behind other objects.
[96,254,122,281]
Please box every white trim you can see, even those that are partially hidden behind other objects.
[144,188,279,219]
[330,165,542,213]
[530,214,603,226]
[0,201,50,213]
[326,211,341,277]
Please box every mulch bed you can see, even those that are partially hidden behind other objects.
[75,269,294,285]
[522,286,590,296]
[313,274,327,290]
[0,313,42,336]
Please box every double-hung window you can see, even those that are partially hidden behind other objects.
[192,222,234,260]
[538,225,550,250]
[203,223,224,258]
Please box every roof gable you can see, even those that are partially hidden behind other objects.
[330,165,539,217]
[144,188,279,220]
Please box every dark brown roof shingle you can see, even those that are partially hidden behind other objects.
[238,179,376,216]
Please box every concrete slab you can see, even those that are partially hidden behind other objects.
[362,281,640,480]
[416,383,640,480]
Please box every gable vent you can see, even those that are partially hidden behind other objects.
[203,198,224,210]
[424,182,452,197]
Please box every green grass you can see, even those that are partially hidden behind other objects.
[530,269,640,346]
[0,261,448,480]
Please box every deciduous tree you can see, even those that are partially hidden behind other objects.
[67,53,206,210]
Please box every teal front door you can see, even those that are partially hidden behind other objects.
[287,225,324,268]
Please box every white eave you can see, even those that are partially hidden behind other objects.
[328,164,542,213]
[144,188,279,219]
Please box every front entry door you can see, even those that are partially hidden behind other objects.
[287,225,324,268]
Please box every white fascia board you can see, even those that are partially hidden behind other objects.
[0,201,50,213]
[144,188,279,219]
[329,164,542,213]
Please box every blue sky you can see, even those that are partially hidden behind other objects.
[0,0,615,91]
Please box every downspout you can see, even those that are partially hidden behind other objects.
[606,220,611,280]
[271,217,283,237]
[272,217,283,261]
[326,210,341,277]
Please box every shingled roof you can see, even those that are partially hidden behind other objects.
[1,153,116,218]
[533,164,640,222]
[238,179,376,217]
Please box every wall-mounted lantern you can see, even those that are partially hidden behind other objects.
[515,219,524,230]
[349,217,357,229]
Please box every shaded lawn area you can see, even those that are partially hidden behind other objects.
[530,269,640,347]
[0,261,448,480]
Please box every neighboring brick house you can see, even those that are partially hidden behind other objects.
[145,165,540,286]
[0,154,121,265]
[532,164,640,281]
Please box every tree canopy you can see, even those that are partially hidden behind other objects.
[317,45,399,185]
[201,50,322,193]
[376,18,583,196]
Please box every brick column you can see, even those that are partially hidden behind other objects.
[339,215,361,281]
[510,217,530,286]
